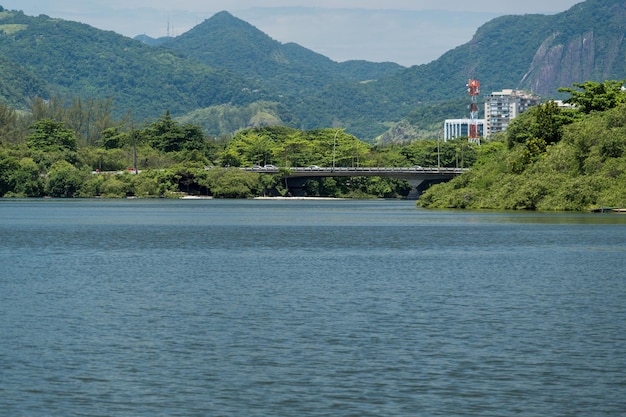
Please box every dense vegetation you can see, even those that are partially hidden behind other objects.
[0,98,475,199]
[419,80,626,211]
[2,79,624,209]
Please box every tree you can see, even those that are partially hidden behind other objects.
[143,111,208,153]
[8,158,44,197]
[46,160,83,197]
[145,110,185,152]
[100,126,130,149]
[27,119,77,152]
[180,123,208,152]
[26,118,78,169]
[65,97,116,146]
[559,80,626,114]
[0,151,19,196]
[28,96,117,147]
[505,100,573,166]
[274,132,312,167]
[534,100,568,145]
[223,129,276,166]
[208,168,260,198]
[0,102,24,144]
[30,97,66,123]
[505,109,537,149]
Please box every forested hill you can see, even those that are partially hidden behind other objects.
[160,11,404,95]
[0,1,624,141]
[0,54,49,109]
[0,8,263,120]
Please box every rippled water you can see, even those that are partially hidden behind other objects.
[1,199,625,416]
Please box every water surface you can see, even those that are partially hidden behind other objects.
[1,199,625,416]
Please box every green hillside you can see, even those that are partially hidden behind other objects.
[162,11,404,93]
[0,53,50,108]
[0,9,262,120]
[158,11,406,138]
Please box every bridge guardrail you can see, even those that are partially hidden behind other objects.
[240,166,467,174]
[93,166,468,175]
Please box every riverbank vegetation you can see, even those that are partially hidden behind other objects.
[419,80,626,211]
[2,80,623,208]
[0,97,475,199]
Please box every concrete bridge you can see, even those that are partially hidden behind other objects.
[241,166,467,199]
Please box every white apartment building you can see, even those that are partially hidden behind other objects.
[443,119,485,141]
[484,89,540,137]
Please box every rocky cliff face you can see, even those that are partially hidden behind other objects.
[519,2,625,96]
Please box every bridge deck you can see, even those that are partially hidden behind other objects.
[242,166,467,178]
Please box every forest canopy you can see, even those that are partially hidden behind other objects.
[0,97,474,199]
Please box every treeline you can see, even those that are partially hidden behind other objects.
[6,80,623,206]
[0,97,478,199]
[419,80,626,211]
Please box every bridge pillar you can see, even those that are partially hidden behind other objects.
[285,177,306,197]
[406,179,425,200]
[406,178,452,199]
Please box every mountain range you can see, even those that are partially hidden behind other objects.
[0,0,624,143]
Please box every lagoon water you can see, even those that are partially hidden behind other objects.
[1,199,625,416]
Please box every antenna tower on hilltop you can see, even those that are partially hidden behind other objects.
[467,78,480,144]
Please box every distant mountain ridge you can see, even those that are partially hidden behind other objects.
[0,0,624,142]
[160,11,404,94]
[134,34,173,47]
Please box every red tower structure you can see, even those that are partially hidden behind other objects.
[467,79,480,144]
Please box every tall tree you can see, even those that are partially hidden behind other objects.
[0,102,23,144]
[26,119,78,169]
[559,80,626,114]
[144,111,207,153]
[27,119,77,152]
[0,151,19,196]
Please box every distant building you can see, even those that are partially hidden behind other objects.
[553,100,575,109]
[484,89,540,137]
[444,119,485,141]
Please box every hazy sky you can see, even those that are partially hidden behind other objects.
[2,0,584,66]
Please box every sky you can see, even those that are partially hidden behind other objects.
[2,0,584,66]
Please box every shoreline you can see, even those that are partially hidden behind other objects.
[253,196,345,200]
